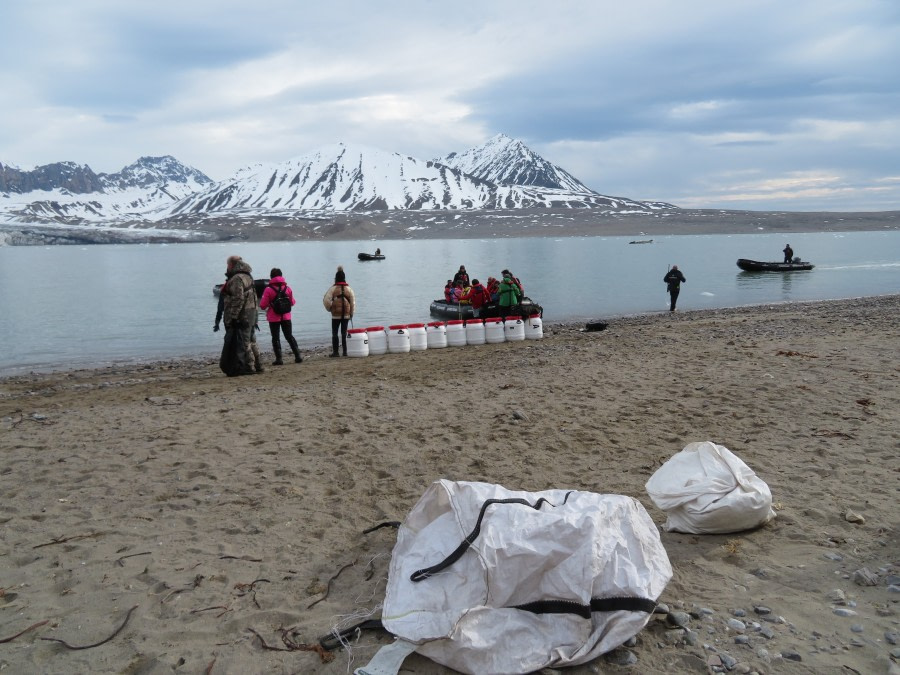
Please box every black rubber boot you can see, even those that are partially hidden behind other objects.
[331,336,340,357]
[287,336,302,362]
[272,343,283,366]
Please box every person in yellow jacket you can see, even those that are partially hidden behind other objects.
[322,266,356,357]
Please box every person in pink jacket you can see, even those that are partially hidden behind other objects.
[258,268,302,365]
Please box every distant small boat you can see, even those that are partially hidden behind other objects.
[629,239,653,244]
[358,252,385,261]
[213,278,270,298]
[737,259,814,272]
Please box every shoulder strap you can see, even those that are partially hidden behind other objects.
[410,493,573,582]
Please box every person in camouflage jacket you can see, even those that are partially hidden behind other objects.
[222,255,263,373]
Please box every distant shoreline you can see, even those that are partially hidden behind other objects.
[1,208,899,245]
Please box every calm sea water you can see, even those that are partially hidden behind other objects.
[0,230,897,375]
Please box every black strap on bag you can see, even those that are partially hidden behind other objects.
[317,504,658,653]
[512,596,658,617]
[410,493,574,582]
[408,493,658,617]
[318,619,386,651]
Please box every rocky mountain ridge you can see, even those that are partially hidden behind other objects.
[0,136,677,244]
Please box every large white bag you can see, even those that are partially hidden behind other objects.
[645,441,776,534]
[379,480,672,675]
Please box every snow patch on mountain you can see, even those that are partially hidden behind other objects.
[0,156,212,223]
[1,137,673,234]
[437,133,590,192]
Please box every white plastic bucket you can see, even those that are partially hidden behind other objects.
[465,319,486,345]
[484,317,505,343]
[388,324,411,354]
[446,320,466,347]
[426,321,447,348]
[505,315,526,341]
[346,328,369,357]
[366,326,387,355]
[526,314,543,340]
[408,323,427,351]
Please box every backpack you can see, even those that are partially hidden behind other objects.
[473,284,490,307]
[270,285,292,315]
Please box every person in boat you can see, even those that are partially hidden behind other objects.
[449,281,464,304]
[444,280,454,303]
[783,244,794,263]
[663,265,687,312]
[221,255,263,374]
[452,265,470,287]
[259,268,303,366]
[497,272,522,309]
[502,269,524,295]
[323,266,356,357]
[461,279,492,318]
[485,276,500,302]
[375,248,381,255]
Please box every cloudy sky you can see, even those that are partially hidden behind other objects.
[2,0,899,211]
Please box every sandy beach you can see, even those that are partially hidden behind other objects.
[1,295,899,674]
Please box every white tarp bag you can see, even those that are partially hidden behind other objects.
[378,480,672,675]
[645,441,776,534]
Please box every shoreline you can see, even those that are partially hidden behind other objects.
[2,208,899,245]
[2,293,897,379]
[1,293,898,674]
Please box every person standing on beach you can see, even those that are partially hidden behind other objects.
[221,255,263,373]
[323,266,356,357]
[783,244,794,263]
[663,265,687,312]
[213,274,226,332]
[259,268,302,366]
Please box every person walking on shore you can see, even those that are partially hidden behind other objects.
[663,265,687,312]
[259,268,302,365]
[783,244,794,263]
[323,266,356,357]
[221,255,263,374]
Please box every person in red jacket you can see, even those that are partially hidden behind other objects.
[259,268,302,365]
[485,276,500,302]
[461,279,491,317]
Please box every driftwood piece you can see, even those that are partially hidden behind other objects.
[307,561,356,609]
[39,605,137,650]
[32,532,104,549]
[0,620,49,644]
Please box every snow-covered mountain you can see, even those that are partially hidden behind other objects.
[1,137,672,238]
[168,139,658,217]
[438,134,590,192]
[0,156,212,223]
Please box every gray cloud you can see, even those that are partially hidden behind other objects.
[1,0,898,210]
